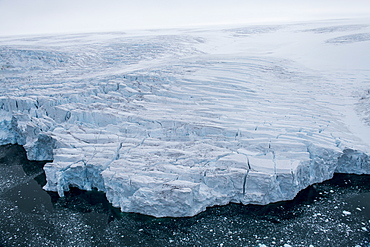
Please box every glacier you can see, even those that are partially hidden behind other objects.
[0,19,370,217]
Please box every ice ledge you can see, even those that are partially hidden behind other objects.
[1,78,369,217]
[1,81,369,217]
[336,148,370,174]
[39,143,370,217]
[40,145,368,218]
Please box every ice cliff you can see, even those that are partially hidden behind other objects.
[1,20,370,217]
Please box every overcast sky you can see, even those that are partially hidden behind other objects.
[0,0,369,36]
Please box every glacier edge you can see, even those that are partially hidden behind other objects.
[1,22,370,217]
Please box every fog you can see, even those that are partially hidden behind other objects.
[0,0,369,36]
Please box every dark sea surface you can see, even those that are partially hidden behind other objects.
[0,144,369,247]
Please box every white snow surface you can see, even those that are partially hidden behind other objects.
[1,19,370,217]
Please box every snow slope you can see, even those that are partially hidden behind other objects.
[0,19,370,217]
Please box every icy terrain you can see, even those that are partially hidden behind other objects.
[0,19,370,217]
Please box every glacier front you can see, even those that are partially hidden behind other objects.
[1,19,370,217]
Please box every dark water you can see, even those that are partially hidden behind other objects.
[0,144,369,247]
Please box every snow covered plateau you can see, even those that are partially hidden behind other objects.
[1,19,370,217]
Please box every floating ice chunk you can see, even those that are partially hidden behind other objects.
[342,210,352,216]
